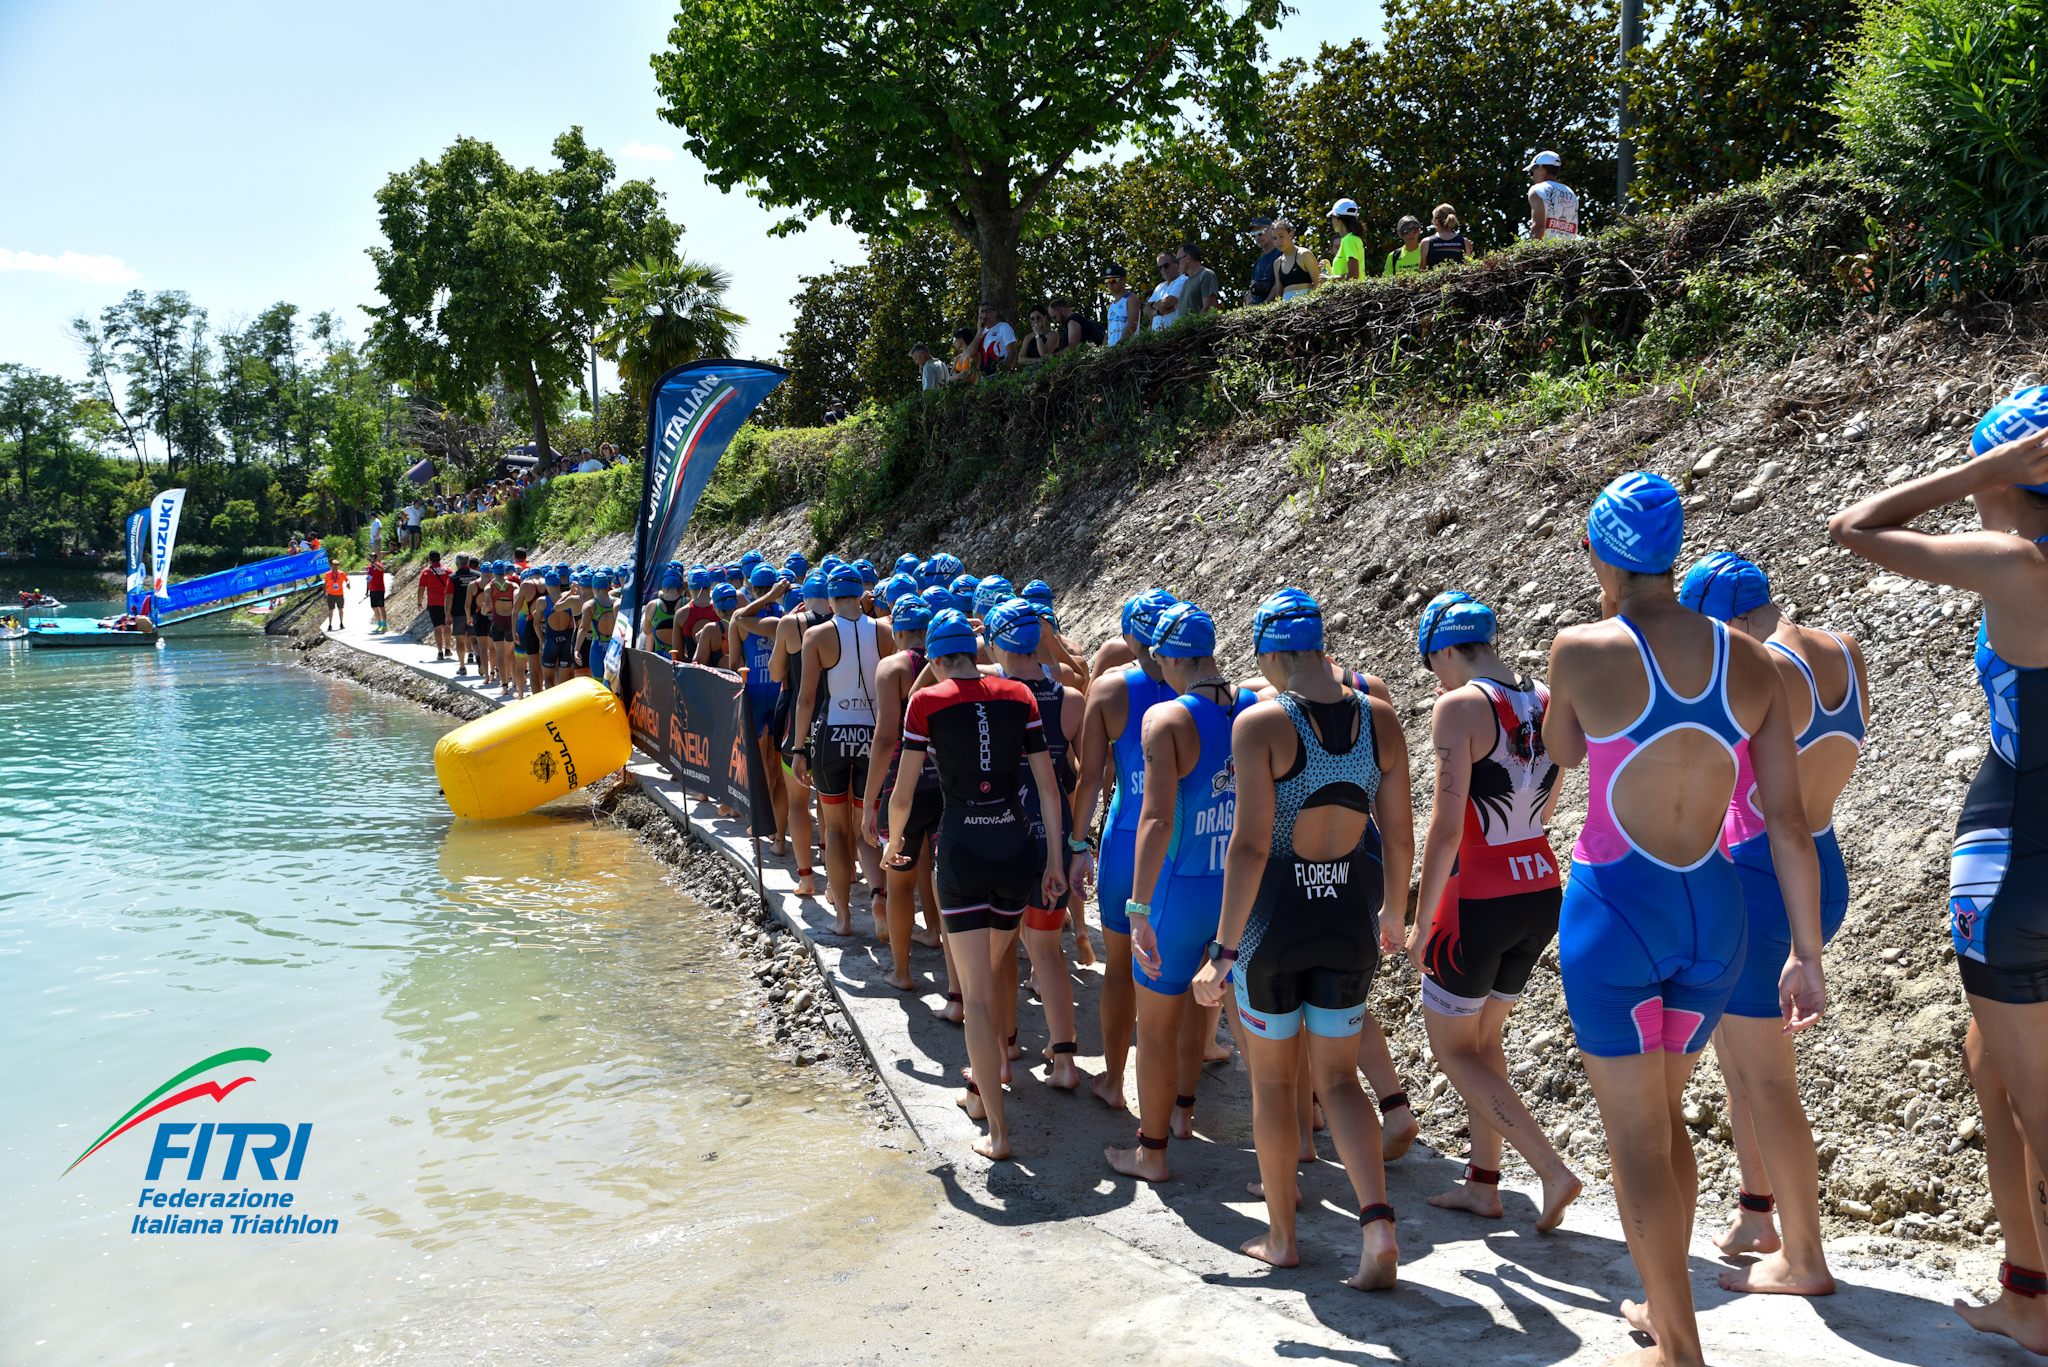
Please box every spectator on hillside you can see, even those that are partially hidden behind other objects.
[1263,219,1322,301]
[369,513,383,557]
[950,327,978,382]
[1018,305,1060,366]
[1146,250,1186,331]
[1385,215,1425,276]
[1527,150,1580,240]
[976,303,1018,375]
[1422,204,1471,268]
[406,498,425,550]
[1328,198,1369,283]
[1102,265,1138,346]
[913,342,950,390]
[823,398,850,424]
[1049,297,1096,350]
[1245,218,1279,305]
[1175,242,1220,317]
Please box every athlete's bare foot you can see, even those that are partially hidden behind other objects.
[913,924,943,948]
[883,970,915,991]
[1344,1221,1400,1291]
[1245,1181,1303,1208]
[1620,1298,1657,1341]
[970,1131,1012,1161]
[956,1087,986,1121]
[1005,1037,1023,1062]
[1605,1348,1677,1367]
[1241,1231,1299,1268]
[1073,934,1097,966]
[962,1059,1011,1087]
[1296,1131,1317,1164]
[1536,1169,1584,1232]
[1715,1207,1783,1257]
[1312,1100,1326,1132]
[1954,1290,2048,1355]
[831,907,854,937]
[1381,1103,1419,1161]
[1719,1250,1835,1296]
[1169,1102,1197,1141]
[869,894,888,941]
[1105,1143,1170,1183]
[1203,1038,1234,1064]
[1428,1180,1503,1218]
[936,994,964,1024]
[1045,1055,1082,1090]
[1091,1073,1128,1110]
[794,872,818,898]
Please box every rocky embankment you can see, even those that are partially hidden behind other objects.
[667,309,2046,1278]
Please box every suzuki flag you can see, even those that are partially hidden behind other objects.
[148,488,187,613]
[604,360,787,690]
[124,510,150,614]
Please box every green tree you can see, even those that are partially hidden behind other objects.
[598,256,746,410]
[366,129,681,475]
[651,0,1281,321]
[0,365,78,497]
[1624,0,1860,209]
[209,499,260,552]
[325,398,397,524]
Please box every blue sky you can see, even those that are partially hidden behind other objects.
[0,0,1379,391]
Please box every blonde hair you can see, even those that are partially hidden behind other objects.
[1432,204,1460,232]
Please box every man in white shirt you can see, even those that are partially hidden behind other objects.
[1526,150,1581,241]
[1146,251,1185,332]
[912,343,950,389]
[1103,264,1137,346]
[975,303,1018,374]
[406,499,424,551]
[369,515,382,557]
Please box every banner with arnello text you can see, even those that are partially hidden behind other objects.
[603,360,788,692]
[124,510,149,614]
[620,648,775,836]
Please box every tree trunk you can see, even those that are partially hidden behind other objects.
[518,357,551,473]
[967,207,1027,331]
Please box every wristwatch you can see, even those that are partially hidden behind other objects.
[1204,940,1238,963]
[1125,900,1151,921]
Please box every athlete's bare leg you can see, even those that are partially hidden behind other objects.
[946,924,1012,1160]
[1106,980,1202,1181]
[1580,1047,1708,1366]
[1711,1015,1833,1294]
[936,927,964,1023]
[1425,996,1581,1229]
[881,842,925,991]
[816,796,858,935]
[1241,1027,1306,1262]
[1066,894,1096,966]
[1954,1007,2048,1354]
[1202,999,1233,1064]
[915,851,944,946]
[1022,922,1081,1089]
[1171,998,1207,1140]
[1357,1011,1419,1160]
[1092,928,1135,1110]
[783,762,816,897]
[755,731,788,855]
[1712,1038,1783,1255]
[853,801,886,935]
[1310,1026,1400,1290]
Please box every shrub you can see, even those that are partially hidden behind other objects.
[1832,0,2048,295]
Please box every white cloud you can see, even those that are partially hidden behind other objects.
[0,247,141,285]
[617,142,675,162]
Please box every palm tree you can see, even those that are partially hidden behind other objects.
[599,257,746,411]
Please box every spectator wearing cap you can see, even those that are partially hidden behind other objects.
[1245,218,1279,306]
[1526,150,1580,240]
[912,342,949,390]
[1263,218,1321,302]
[1102,264,1137,346]
[823,398,850,423]
[975,301,1019,374]
[1385,215,1425,276]
[1146,249,1186,331]
[1422,204,1470,268]
[1328,198,1369,282]
[1174,242,1220,317]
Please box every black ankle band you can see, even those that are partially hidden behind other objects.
[944,992,961,1002]
[965,1081,979,1096]
[1175,1094,1197,1110]
[1051,1041,1077,1054]
[1137,1129,1168,1151]
[2003,1262,2047,1298]
[1463,1163,1500,1185]
[1359,1203,1396,1228]
[1379,1091,1409,1115]
[1737,1189,1775,1213]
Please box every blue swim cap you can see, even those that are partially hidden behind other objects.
[710,582,738,610]
[1252,587,1324,653]
[879,572,918,607]
[1417,591,1497,661]
[925,609,979,658]
[985,598,1042,653]
[950,573,981,602]
[1020,579,1054,606]
[784,552,810,577]
[1588,472,1685,574]
[972,575,1014,618]
[1678,552,1773,621]
[685,565,711,589]
[826,565,865,599]
[894,553,921,577]
[1121,588,1180,647]
[889,597,932,632]
[1153,602,1217,659]
[920,585,957,617]
[739,549,765,570]
[749,563,779,590]
[802,569,829,600]
[855,559,879,586]
[555,563,570,577]
[1974,386,2048,492]
[725,564,746,584]
[659,566,686,591]
[543,571,562,587]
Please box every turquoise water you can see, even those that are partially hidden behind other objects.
[0,610,926,1365]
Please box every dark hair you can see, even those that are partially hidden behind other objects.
[514,548,527,558]
[1178,241,1203,262]
[1049,296,1072,309]
[1029,304,1048,320]
[953,326,973,342]
[428,550,442,564]
[935,651,977,667]
[1334,214,1365,240]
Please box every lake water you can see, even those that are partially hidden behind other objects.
[0,609,930,1365]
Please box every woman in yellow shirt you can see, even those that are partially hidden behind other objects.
[1328,198,1369,283]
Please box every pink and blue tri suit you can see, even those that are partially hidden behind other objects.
[1560,618,1750,1057]
[1098,664,1177,936]
[1719,633,1860,1018]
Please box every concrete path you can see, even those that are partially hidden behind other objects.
[319,608,2031,1367]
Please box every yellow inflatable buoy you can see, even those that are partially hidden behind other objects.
[434,676,632,819]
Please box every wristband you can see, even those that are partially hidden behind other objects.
[1125,900,1151,921]
[1204,940,1238,963]
[1067,834,1095,853]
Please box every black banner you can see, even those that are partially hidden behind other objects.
[621,648,776,836]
